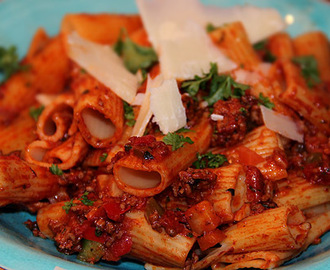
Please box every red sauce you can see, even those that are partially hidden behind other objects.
[245,166,265,203]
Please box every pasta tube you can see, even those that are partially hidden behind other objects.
[113,116,212,197]
[0,155,59,207]
[126,210,196,268]
[74,84,124,148]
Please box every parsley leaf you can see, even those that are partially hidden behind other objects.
[29,105,44,121]
[193,152,227,169]
[204,74,249,105]
[49,164,63,176]
[100,153,108,162]
[80,191,94,206]
[114,28,158,74]
[253,40,267,51]
[206,23,217,33]
[181,63,217,97]
[253,40,276,63]
[123,101,136,126]
[0,45,27,83]
[292,55,321,88]
[258,93,275,109]
[62,199,76,214]
[181,63,249,106]
[162,132,194,151]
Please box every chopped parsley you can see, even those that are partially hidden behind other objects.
[239,107,247,114]
[123,101,136,126]
[193,152,227,169]
[0,45,28,83]
[253,40,276,63]
[49,164,63,176]
[114,28,158,74]
[253,40,267,51]
[258,93,275,109]
[80,192,94,206]
[162,132,194,151]
[181,63,250,106]
[99,153,108,162]
[292,55,321,88]
[62,199,76,214]
[95,227,103,237]
[206,23,217,33]
[186,232,194,238]
[29,105,44,121]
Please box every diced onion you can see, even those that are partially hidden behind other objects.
[210,114,224,121]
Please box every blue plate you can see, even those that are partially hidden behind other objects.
[0,0,329,269]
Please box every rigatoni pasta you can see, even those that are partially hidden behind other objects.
[0,0,329,269]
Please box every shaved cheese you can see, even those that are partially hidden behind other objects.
[233,69,261,85]
[256,62,272,76]
[66,32,138,103]
[210,114,224,121]
[159,21,237,80]
[35,94,58,106]
[131,75,163,136]
[204,5,286,44]
[260,105,303,143]
[137,0,236,80]
[132,93,146,106]
[149,78,186,134]
[136,0,204,49]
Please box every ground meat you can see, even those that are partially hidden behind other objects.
[125,135,170,161]
[173,168,217,203]
[303,162,330,185]
[245,166,266,203]
[148,209,188,237]
[181,93,204,128]
[24,220,47,239]
[211,94,260,148]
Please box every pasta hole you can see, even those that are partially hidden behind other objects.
[29,147,47,162]
[118,167,161,189]
[82,108,115,140]
[43,119,56,136]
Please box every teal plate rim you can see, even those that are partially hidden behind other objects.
[0,0,329,269]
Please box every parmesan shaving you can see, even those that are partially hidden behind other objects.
[35,94,58,106]
[260,105,304,143]
[132,93,146,106]
[159,21,237,80]
[233,69,261,85]
[204,5,286,44]
[131,75,163,137]
[66,32,138,104]
[137,0,236,80]
[149,77,187,134]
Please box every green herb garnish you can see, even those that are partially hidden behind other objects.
[114,28,158,74]
[162,132,194,151]
[253,40,276,63]
[181,63,250,106]
[292,55,321,88]
[49,164,63,176]
[258,93,275,109]
[123,101,136,126]
[100,153,108,162]
[0,45,29,83]
[206,23,217,33]
[80,192,94,206]
[193,152,227,169]
[62,199,76,214]
[29,105,44,121]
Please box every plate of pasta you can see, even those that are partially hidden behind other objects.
[0,0,329,270]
